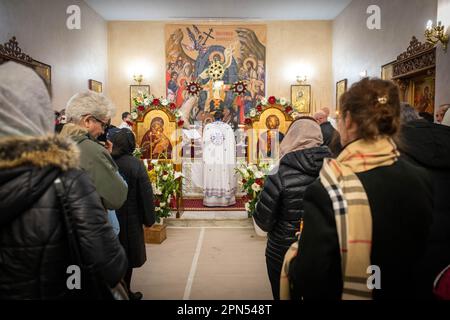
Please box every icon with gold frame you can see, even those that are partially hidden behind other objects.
[291,85,311,114]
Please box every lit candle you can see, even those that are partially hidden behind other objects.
[426,20,433,31]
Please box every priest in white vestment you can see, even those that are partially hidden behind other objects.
[202,111,236,207]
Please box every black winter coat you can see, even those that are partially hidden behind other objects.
[0,136,128,300]
[112,129,155,268]
[399,119,450,299]
[289,157,433,300]
[253,146,331,264]
[320,122,342,157]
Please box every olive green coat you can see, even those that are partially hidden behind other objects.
[60,123,128,209]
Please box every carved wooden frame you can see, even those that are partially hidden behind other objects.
[0,37,52,95]
[391,36,436,110]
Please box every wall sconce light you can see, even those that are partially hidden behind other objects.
[296,75,307,84]
[425,20,449,52]
[133,74,143,85]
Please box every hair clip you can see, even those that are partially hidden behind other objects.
[378,96,388,104]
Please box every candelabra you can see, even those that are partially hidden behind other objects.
[425,20,449,52]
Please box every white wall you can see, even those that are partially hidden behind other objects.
[436,0,450,107]
[0,0,108,110]
[332,0,438,109]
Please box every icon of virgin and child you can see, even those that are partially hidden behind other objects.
[140,117,173,159]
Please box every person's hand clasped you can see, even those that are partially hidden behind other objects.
[105,140,113,154]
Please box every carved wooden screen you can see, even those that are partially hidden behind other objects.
[0,37,52,95]
[391,36,436,113]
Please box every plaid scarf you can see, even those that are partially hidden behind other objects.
[320,137,399,300]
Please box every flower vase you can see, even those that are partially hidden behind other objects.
[155,217,164,225]
[252,217,267,237]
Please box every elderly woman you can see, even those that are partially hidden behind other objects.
[111,129,155,300]
[253,117,331,299]
[288,78,434,300]
[60,91,128,210]
[0,62,127,299]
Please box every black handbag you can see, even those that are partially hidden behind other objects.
[54,177,128,300]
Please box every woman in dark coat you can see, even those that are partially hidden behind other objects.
[288,78,434,300]
[111,129,155,300]
[253,117,331,299]
[0,62,127,299]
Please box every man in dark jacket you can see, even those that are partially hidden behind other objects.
[399,118,450,299]
[314,111,342,157]
[0,62,127,299]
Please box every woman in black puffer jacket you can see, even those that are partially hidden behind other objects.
[253,117,330,300]
[0,62,127,300]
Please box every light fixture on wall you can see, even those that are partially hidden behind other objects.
[425,20,449,52]
[133,74,144,85]
[296,74,307,84]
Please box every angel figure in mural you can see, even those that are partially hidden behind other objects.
[184,25,211,55]
[236,28,266,108]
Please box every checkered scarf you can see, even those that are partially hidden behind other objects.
[320,137,399,300]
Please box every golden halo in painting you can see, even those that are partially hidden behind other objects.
[208,51,225,64]
[243,57,257,69]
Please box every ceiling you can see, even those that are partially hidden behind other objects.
[84,0,352,21]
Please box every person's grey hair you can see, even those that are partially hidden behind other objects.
[65,91,116,123]
[400,103,419,124]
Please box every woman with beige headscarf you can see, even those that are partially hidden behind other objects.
[253,117,331,300]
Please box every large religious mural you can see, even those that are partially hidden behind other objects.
[165,24,266,130]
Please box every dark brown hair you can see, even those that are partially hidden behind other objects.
[339,78,401,140]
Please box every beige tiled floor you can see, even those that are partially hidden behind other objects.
[132,227,272,300]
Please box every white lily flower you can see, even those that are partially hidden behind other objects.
[154,187,162,195]
[254,171,264,179]
[174,172,184,179]
[279,97,287,106]
[243,171,250,179]
[131,112,138,120]
[161,98,169,106]
[155,207,161,212]
[151,159,158,165]
[162,175,168,181]
[261,98,268,105]
[252,183,261,192]
[249,109,257,117]
[144,98,150,105]
[160,202,166,207]
[245,202,251,213]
